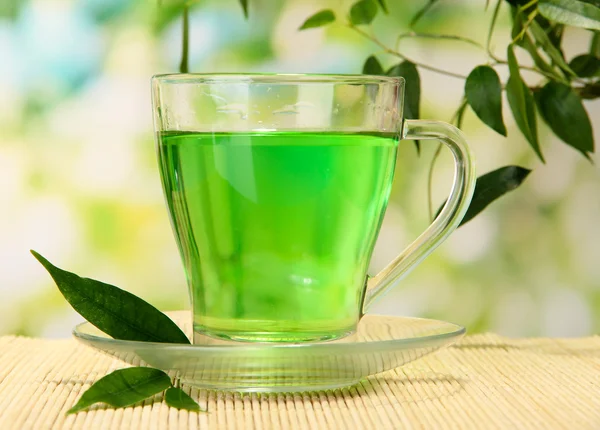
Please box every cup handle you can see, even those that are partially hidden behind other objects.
[362,119,476,314]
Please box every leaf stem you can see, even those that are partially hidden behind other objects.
[349,25,468,79]
[428,143,443,222]
[396,32,484,50]
[486,0,504,63]
[520,0,538,11]
[179,5,190,74]
[490,60,569,84]
[427,99,467,221]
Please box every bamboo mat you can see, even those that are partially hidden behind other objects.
[0,334,599,429]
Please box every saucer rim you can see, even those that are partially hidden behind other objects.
[72,311,466,353]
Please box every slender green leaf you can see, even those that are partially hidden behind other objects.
[376,0,388,14]
[299,9,335,30]
[436,166,532,227]
[535,81,594,156]
[363,55,384,75]
[350,0,378,25]
[510,7,558,75]
[487,0,503,50]
[528,20,576,77]
[239,0,249,18]
[506,44,527,105]
[506,77,544,161]
[522,32,560,76]
[411,0,439,28]
[569,54,600,77]
[465,66,507,136]
[387,61,421,153]
[506,46,544,162]
[510,5,525,45]
[165,387,205,412]
[534,15,565,49]
[538,0,600,31]
[31,251,190,344]
[67,368,172,414]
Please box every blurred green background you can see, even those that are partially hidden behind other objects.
[0,0,598,338]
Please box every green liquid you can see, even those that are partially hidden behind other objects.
[157,131,398,342]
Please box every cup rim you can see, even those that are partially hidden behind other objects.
[152,73,403,85]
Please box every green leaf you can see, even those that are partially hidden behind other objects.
[528,20,576,77]
[523,33,560,75]
[31,251,190,344]
[534,15,565,49]
[165,387,205,412]
[67,368,172,414]
[387,61,421,153]
[535,81,594,156]
[239,0,249,19]
[350,0,378,25]
[465,66,507,136]
[363,55,384,75]
[488,0,503,48]
[299,9,335,30]
[569,54,600,77]
[510,7,558,75]
[436,166,532,227]
[506,46,544,162]
[538,0,600,31]
[510,5,525,45]
[387,61,420,120]
[376,0,388,14]
[410,0,440,28]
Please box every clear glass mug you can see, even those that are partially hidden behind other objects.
[152,74,475,343]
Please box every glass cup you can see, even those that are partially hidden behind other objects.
[152,74,475,343]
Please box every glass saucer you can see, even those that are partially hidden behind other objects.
[73,311,464,393]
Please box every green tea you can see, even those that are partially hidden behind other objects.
[157,131,398,342]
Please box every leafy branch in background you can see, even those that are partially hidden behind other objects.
[167,0,598,226]
[296,0,598,225]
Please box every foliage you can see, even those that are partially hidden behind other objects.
[67,367,172,414]
[33,252,203,414]
[155,0,598,223]
[465,66,507,137]
[299,9,336,30]
[436,166,532,226]
[31,251,190,344]
[294,0,599,224]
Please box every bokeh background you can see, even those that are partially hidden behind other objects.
[1,0,598,338]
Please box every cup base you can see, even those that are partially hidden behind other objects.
[193,325,355,344]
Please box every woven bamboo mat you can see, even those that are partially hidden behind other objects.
[0,334,599,429]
